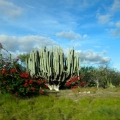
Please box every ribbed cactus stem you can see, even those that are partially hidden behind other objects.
[10,54,12,63]
[26,46,80,91]
[0,54,2,60]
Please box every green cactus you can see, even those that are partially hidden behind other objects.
[26,46,80,90]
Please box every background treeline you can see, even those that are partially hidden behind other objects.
[80,66,120,88]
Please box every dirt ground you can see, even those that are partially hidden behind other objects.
[54,88,120,101]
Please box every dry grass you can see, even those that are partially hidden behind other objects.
[57,87,120,101]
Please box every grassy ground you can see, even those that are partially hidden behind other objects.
[58,87,120,100]
[0,87,120,120]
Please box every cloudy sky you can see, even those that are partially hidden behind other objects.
[0,0,120,70]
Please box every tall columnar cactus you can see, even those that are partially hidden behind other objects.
[26,46,80,91]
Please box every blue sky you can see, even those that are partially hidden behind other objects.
[0,0,120,71]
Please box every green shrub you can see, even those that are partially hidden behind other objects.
[0,58,46,97]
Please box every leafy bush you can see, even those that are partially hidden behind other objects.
[0,57,47,97]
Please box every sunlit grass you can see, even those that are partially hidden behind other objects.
[0,88,120,120]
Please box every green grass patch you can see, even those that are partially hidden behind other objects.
[0,92,120,120]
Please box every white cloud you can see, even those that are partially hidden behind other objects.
[96,13,111,24]
[59,0,94,11]
[23,4,35,9]
[116,21,120,28]
[56,31,82,40]
[109,21,120,37]
[109,29,120,37]
[0,0,23,18]
[77,50,110,64]
[56,31,88,41]
[0,34,110,65]
[74,43,81,48]
[101,50,107,55]
[109,22,115,26]
[83,34,89,39]
[0,34,57,52]
[110,0,120,12]
[94,46,101,48]
[113,64,120,71]
[96,0,120,37]
[0,35,19,51]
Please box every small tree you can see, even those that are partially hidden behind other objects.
[17,53,30,63]
[80,66,96,87]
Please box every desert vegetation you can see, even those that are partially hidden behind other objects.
[0,43,120,120]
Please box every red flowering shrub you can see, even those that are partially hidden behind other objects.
[0,56,47,97]
[10,68,17,73]
[65,75,83,88]
[29,79,33,84]
[80,81,86,87]
[2,69,7,75]
[40,89,44,95]
[65,75,87,88]
[20,72,30,78]
[71,86,78,89]
[37,80,41,85]
[31,87,36,91]
[66,81,72,87]
[24,82,29,87]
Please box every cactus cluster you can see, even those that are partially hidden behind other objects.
[26,46,80,91]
